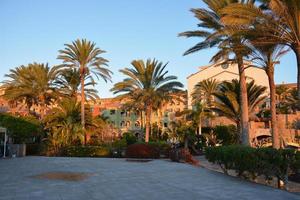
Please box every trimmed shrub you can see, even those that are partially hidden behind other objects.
[125,143,160,159]
[110,139,127,158]
[205,145,299,186]
[213,125,238,145]
[26,144,45,156]
[60,146,111,157]
[148,141,171,158]
[123,132,137,145]
[0,114,43,143]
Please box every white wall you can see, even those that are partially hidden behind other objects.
[187,62,269,108]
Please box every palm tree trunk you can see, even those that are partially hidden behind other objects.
[237,57,250,146]
[198,114,202,136]
[267,66,280,149]
[145,105,151,143]
[184,136,189,150]
[140,111,143,129]
[295,45,300,99]
[80,71,86,145]
[236,121,241,143]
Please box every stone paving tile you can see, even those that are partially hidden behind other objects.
[0,156,299,200]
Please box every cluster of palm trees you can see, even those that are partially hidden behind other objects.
[276,84,300,114]
[192,79,267,142]
[2,0,298,149]
[180,0,299,148]
[2,39,112,146]
[1,39,183,145]
[110,59,184,142]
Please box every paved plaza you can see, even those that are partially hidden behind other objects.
[0,157,299,200]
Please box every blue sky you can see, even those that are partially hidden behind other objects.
[0,0,297,98]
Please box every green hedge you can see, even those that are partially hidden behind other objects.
[205,145,300,185]
[0,114,42,143]
[26,144,45,156]
[60,146,111,157]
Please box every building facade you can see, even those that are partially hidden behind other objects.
[90,93,188,135]
[187,62,269,108]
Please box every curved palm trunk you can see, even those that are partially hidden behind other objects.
[39,96,46,119]
[238,58,250,146]
[80,70,86,145]
[267,66,280,149]
[295,45,300,99]
[145,105,151,143]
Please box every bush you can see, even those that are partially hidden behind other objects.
[0,114,43,143]
[147,141,171,158]
[60,146,111,157]
[205,145,299,186]
[26,143,45,156]
[213,125,238,145]
[125,143,160,159]
[122,132,137,145]
[110,139,127,158]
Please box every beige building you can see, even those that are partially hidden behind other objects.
[187,62,269,108]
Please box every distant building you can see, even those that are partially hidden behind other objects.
[90,93,188,135]
[187,62,269,108]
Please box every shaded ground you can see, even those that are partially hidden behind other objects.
[0,157,299,200]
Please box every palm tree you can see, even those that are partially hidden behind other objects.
[44,98,83,149]
[121,95,145,129]
[212,79,267,143]
[44,98,102,153]
[221,0,300,97]
[2,63,58,118]
[57,39,112,144]
[55,68,99,101]
[180,0,255,145]
[111,59,183,142]
[192,79,219,135]
[286,88,300,112]
[246,43,289,148]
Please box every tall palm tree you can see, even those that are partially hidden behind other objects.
[111,59,183,142]
[246,43,289,148]
[221,0,300,97]
[192,79,219,135]
[2,63,58,118]
[57,39,112,144]
[55,68,99,101]
[180,0,255,145]
[212,79,267,143]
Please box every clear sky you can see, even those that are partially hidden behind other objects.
[0,0,297,98]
